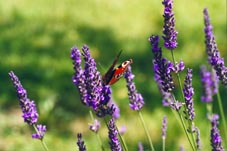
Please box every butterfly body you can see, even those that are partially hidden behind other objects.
[102,51,133,85]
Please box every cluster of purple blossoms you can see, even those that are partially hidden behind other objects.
[149,35,184,109]
[162,0,178,50]
[9,71,46,140]
[149,35,175,93]
[203,8,227,87]
[108,99,120,119]
[195,127,201,150]
[124,65,144,110]
[162,115,167,140]
[183,68,195,121]
[71,45,114,117]
[108,118,122,151]
[77,133,87,151]
[32,125,47,140]
[209,114,224,151]
[138,142,144,151]
[200,66,218,103]
[89,119,101,133]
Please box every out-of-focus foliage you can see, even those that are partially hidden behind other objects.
[0,0,226,150]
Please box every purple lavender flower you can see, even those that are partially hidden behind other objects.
[173,60,185,73]
[82,45,105,110]
[162,0,178,50]
[180,146,184,151]
[77,133,87,151]
[203,8,227,87]
[89,119,101,133]
[138,142,144,151]
[169,100,183,111]
[183,68,195,120]
[119,125,126,135]
[124,65,144,111]
[108,99,120,119]
[108,118,122,151]
[71,45,114,117]
[9,71,47,140]
[162,115,167,140]
[71,47,88,105]
[32,124,46,140]
[149,35,175,93]
[161,89,174,107]
[209,114,224,151]
[195,127,201,150]
[200,66,218,103]
[9,71,39,125]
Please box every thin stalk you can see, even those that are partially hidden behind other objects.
[89,111,105,151]
[178,113,196,151]
[170,51,184,99]
[104,118,128,151]
[138,111,155,151]
[216,90,227,144]
[171,94,196,151]
[33,125,49,151]
[170,51,197,150]
[162,138,165,151]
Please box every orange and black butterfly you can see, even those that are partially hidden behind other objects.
[102,50,133,85]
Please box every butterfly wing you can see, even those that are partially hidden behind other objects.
[102,50,122,85]
[107,59,133,85]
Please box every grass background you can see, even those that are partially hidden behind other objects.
[0,0,226,150]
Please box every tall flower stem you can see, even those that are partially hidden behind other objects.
[162,139,165,151]
[171,94,196,151]
[89,110,105,151]
[178,112,196,151]
[33,125,49,151]
[138,111,155,151]
[170,51,197,150]
[170,51,183,97]
[104,118,128,151]
[216,90,227,144]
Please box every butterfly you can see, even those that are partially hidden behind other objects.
[102,50,133,85]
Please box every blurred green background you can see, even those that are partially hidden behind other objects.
[0,0,226,150]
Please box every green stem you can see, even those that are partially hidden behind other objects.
[170,51,197,150]
[178,113,196,151]
[170,51,184,99]
[162,138,165,151]
[171,93,196,151]
[138,111,155,151]
[104,118,128,151]
[33,125,49,151]
[89,111,105,151]
[216,90,227,145]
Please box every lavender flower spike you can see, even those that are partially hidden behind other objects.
[9,71,46,140]
[183,68,195,120]
[195,127,201,150]
[162,0,178,50]
[203,8,227,87]
[138,142,144,151]
[89,119,101,133]
[108,118,122,151]
[200,66,218,103]
[149,35,175,93]
[162,115,167,140]
[124,65,144,111]
[209,114,224,151]
[77,133,87,151]
[9,71,39,125]
[32,124,46,140]
[71,45,113,117]
[71,47,88,106]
